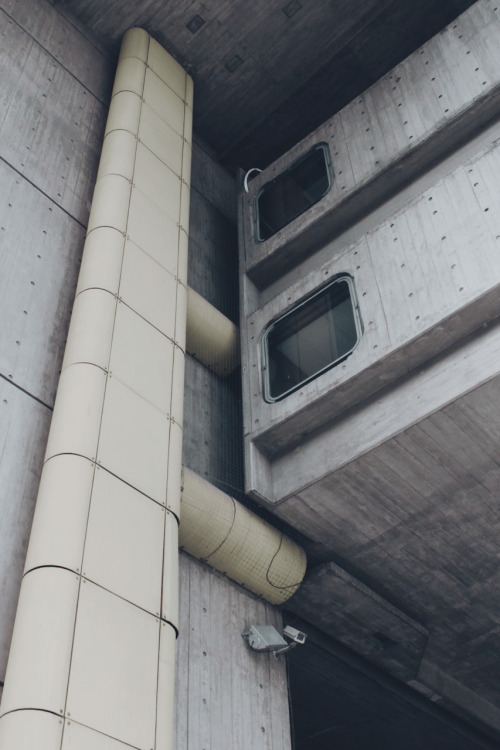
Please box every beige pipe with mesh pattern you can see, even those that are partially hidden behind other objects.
[180,467,307,605]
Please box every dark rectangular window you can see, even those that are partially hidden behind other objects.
[263,276,361,402]
[257,144,332,241]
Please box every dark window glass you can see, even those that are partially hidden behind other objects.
[257,144,332,241]
[263,277,360,402]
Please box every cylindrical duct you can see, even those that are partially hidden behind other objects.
[179,467,307,605]
[186,286,240,376]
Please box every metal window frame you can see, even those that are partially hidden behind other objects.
[254,142,333,242]
[261,274,362,403]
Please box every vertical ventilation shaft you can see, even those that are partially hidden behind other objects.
[0,28,192,750]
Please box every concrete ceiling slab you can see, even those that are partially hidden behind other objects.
[55,0,477,167]
[288,561,428,681]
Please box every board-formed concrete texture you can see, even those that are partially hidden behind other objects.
[182,134,243,497]
[176,552,292,750]
[243,130,500,464]
[53,0,480,168]
[239,0,500,734]
[0,0,113,685]
[289,562,429,681]
[241,0,500,287]
[3,0,500,747]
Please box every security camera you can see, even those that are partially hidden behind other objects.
[242,624,307,657]
[283,625,307,645]
[242,625,287,652]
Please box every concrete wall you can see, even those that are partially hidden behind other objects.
[0,0,113,684]
[239,0,500,504]
[237,0,500,732]
[241,0,500,288]
[176,553,291,750]
[183,136,244,498]
[245,123,500,466]
[178,138,294,747]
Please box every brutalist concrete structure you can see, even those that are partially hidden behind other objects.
[1,0,500,748]
[239,2,500,740]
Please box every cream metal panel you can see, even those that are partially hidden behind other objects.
[174,280,188,352]
[86,174,132,236]
[148,37,187,100]
[24,455,95,574]
[76,228,125,298]
[186,287,240,376]
[97,376,169,504]
[181,139,192,186]
[66,580,159,750]
[156,623,177,750]
[96,129,137,183]
[185,75,194,112]
[61,289,116,372]
[170,346,185,427]
[82,466,164,616]
[44,363,107,462]
[143,69,185,136]
[111,56,146,99]
[161,512,179,628]
[182,100,193,148]
[178,228,189,285]
[119,240,179,334]
[180,468,307,605]
[180,179,191,234]
[138,103,184,177]
[0,568,79,716]
[133,142,181,222]
[0,710,63,749]
[62,720,136,750]
[118,26,149,64]
[109,300,174,413]
[127,186,180,271]
[105,90,142,137]
[166,419,183,518]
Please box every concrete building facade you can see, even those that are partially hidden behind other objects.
[240,6,500,731]
[0,0,500,748]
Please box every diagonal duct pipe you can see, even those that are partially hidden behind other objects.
[180,467,307,605]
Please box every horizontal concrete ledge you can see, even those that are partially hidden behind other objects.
[244,90,500,289]
[245,316,500,505]
[253,285,500,459]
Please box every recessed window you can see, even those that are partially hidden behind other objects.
[263,276,361,402]
[256,143,332,241]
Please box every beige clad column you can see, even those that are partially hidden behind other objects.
[0,28,192,750]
